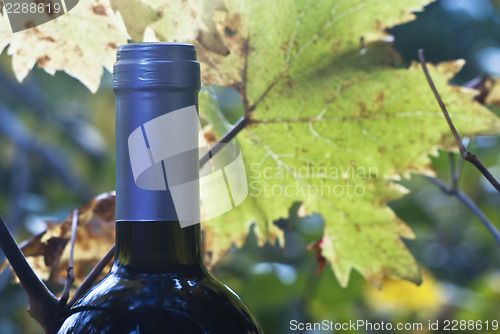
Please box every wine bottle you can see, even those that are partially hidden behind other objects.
[58,43,263,334]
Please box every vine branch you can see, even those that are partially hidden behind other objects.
[426,176,500,246]
[0,211,115,332]
[419,49,500,246]
[418,49,500,193]
[0,216,59,333]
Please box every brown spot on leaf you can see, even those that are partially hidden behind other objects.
[41,36,56,42]
[203,129,217,144]
[375,92,384,104]
[332,39,343,52]
[74,45,83,57]
[307,238,326,275]
[24,20,36,29]
[92,4,106,16]
[107,42,117,50]
[37,56,50,68]
[358,102,368,115]
[280,42,288,53]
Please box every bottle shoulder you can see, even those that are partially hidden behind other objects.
[58,264,262,334]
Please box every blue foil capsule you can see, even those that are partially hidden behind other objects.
[114,43,201,224]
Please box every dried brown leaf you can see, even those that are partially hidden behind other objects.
[2,192,116,285]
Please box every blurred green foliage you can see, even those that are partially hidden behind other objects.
[1,0,500,333]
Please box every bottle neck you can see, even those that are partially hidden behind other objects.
[114,221,203,269]
[114,98,202,271]
[113,44,201,272]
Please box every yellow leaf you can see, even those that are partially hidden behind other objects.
[364,270,443,316]
[0,0,129,93]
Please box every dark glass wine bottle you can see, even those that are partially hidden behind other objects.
[58,43,263,334]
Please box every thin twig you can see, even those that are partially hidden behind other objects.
[449,151,466,192]
[66,245,115,309]
[418,49,500,193]
[59,210,78,306]
[0,216,59,332]
[455,190,500,245]
[199,116,248,169]
[448,152,459,191]
[418,50,464,154]
[426,176,500,246]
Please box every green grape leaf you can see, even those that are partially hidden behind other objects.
[190,1,500,287]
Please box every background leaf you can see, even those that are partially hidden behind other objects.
[0,0,129,93]
[2,0,500,290]
[1,192,115,285]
